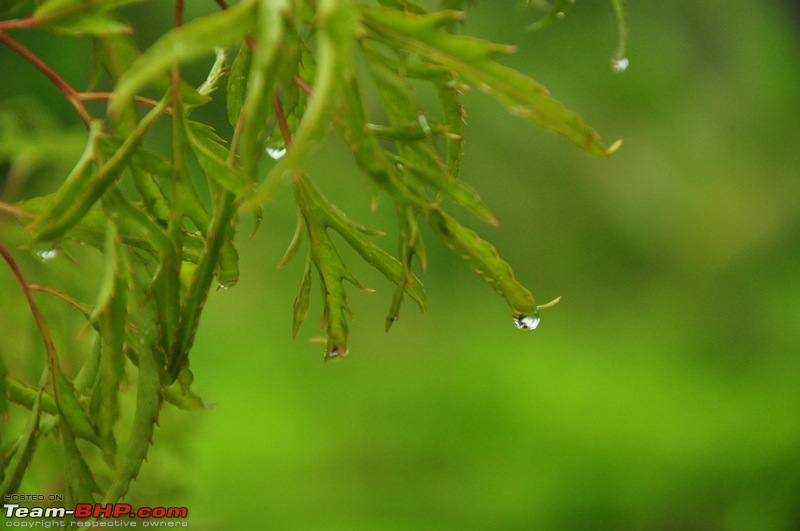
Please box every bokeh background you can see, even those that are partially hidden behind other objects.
[2,1,800,529]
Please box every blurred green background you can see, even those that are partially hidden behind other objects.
[3,1,800,529]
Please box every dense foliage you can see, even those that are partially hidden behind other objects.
[0,0,624,503]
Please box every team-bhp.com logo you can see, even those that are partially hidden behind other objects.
[3,503,188,527]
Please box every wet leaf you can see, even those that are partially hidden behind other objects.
[360,6,615,156]
[110,0,256,116]
[4,375,58,416]
[88,219,130,464]
[34,0,141,35]
[292,254,313,338]
[104,290,162,503]
[249,0,357,205]
[31,98,169,242]
[60,415,101,502]
[236,0,291,181]
[278,210,304,269]
[294,173,426,359]
[0,370,46,496]
[186,120,243,194]
[54,368,100,446]
[526,0,575,31]
[427,208,537,317]
[226,42,251,128]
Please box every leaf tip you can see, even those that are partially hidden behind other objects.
[536,295,562,310]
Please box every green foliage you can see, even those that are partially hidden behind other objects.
[0,0,623,503]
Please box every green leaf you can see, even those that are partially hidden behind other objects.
[427,208,537,317]
[277,210,304,269]
[293,173,426,358]
[34,0,141,35]
[163,383,206,410]
[88,219,130,464]
[4,375,58,416]
[186,121,244,194]
[0,360,7,419]
[376,0,426,14]
[93,32,141,81]
[13,195,205,264]
[239,0,291,181]
[196,47,228,98]
[249,0,358,206]
[360,6,615,156]
[526,0,575,31]
[226,42,252,128]
[29,120,103,233]
[109,0,256,116]
[299,175,426,311]
[292,254,312,338]
[163,368,206,410]
[95,32,210,108]
[102,186,173,257]
[54,368,100,446]
[104,332,161,503]
[216,225,240,290]
[0,0,29,16]
[43,12,129,35]
[394,153,497,224]
[60,416,101,502]
[170,190,236,382]
[72,336,102,394]
[31,97,169,242]
[0,370,46,496]
[35,0,140,17]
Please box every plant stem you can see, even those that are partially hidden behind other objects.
[274,93,293,147]
[0,17,38,31]
[79,92,160,108]
[0,243,62,402]
[0,30,92,128]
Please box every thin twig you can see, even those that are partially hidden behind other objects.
[29,284,91,317]
[273,94,292,147]
[213,0,288,151]
[174,0,184,27]
[0,17,38,31]
[0,30,92,128]
[0,201,35,219]
[171,0,185,179]
[79,92,160,108]
[294,75,313,97]
[0,243,62,401]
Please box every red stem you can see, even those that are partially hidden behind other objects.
[174,0,184,27]
[0,30,92,128]
[0,243,62,399]
[79,92,160,108]
[29,284,90,316]
[273,94,292,147]
[0,17,38,31]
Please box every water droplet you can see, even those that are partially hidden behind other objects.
[610,56,629,73]
[509,105,533,118]
[265,143,286,160]
[513,310,541,331]
[556,11,565,19]
[217,281,236,290]
[417,114,431,135]
[328,346,348,359]
[31,243,60,263]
